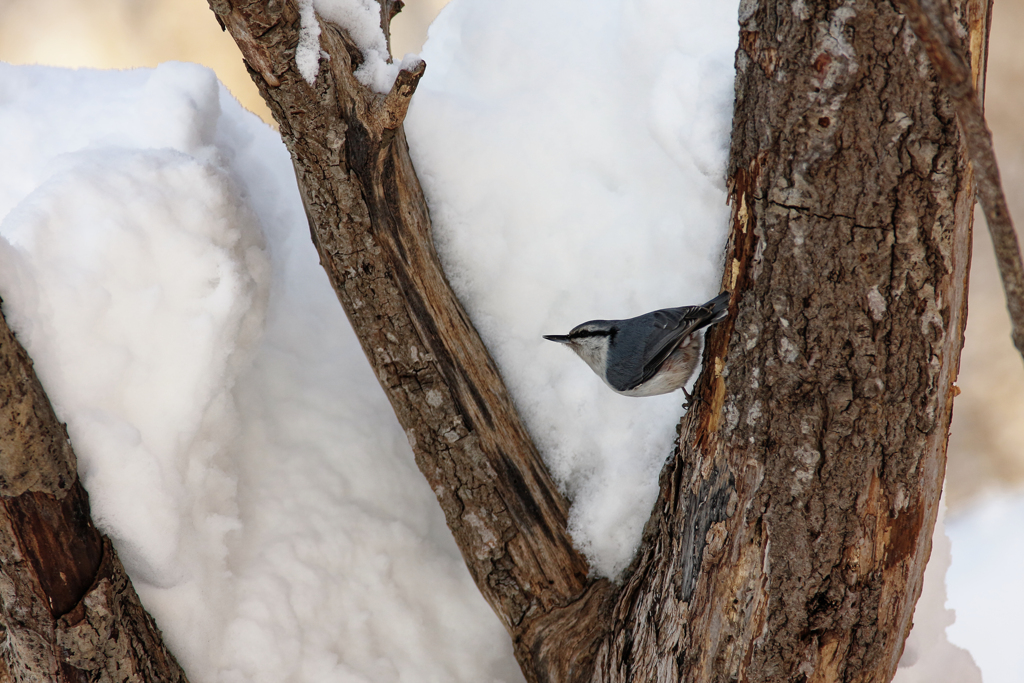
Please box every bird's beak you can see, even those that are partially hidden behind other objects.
[543,334,570,344]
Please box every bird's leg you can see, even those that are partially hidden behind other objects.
[681,385,695,410]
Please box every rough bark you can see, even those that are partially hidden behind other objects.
[210,0,986,681]
[0,304,189,683]
[595,0,985,679]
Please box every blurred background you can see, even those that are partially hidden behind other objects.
[0,0,1021,664]
[0,0,448,129]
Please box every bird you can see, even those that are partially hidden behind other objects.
[543,292,731,401]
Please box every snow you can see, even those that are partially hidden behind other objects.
[946,489,1024,683]
[0,61,518,683]
[296,0,324,84]
[297,0,413,92]
[406,0,737,577]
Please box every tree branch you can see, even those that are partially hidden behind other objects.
[0,302,189,682]
[895,0,1024,359]
[206,2,604,678]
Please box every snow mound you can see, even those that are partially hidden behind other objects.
[407,0,738,576]
[0,60,518,683]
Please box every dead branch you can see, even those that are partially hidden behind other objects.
[896,0,1024,359]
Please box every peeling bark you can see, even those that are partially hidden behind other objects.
[0,305,188,683]
[210,0,987,681]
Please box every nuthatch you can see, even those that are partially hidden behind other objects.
[544,292,730,400]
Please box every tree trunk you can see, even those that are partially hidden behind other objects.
[601,0,988,678]
[0,306,189,683]
[209,0,988,681]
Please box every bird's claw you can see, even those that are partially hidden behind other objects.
[681,386,695,410]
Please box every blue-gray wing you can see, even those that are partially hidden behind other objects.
[628,293,730,390]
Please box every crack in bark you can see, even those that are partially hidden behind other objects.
[767,200,870,228]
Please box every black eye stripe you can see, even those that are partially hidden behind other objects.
[570,327,617,340]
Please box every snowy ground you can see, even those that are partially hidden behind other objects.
[946,490,1024,683]
[0,0,1018,681]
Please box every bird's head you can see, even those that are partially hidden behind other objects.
[544,321,616,375]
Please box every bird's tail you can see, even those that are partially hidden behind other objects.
[702,291,731,326]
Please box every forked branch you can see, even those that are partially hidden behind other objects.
[210,1,987,682]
